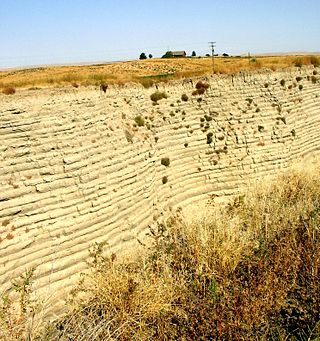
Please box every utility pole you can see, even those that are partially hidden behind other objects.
[208,41,216,74]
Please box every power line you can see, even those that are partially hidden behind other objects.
[208,42,216,74]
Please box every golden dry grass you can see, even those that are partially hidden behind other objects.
[49,165,320,340]
[2,163,319,340]
[0,55,319,90]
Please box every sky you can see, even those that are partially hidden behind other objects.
[0,0,319,68]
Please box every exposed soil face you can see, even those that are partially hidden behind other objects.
[0,66,319,316]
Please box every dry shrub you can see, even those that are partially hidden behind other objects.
[195,80,209,90]
[160,157,170,167]
[2,164,320,340]
[192,80,209,95]
[2,86,16,95]
[181,93,188,102]
[35,164,320,340]
[99,82,108,93]
[44,243,184,340]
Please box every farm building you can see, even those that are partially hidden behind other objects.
[172,51,187,58]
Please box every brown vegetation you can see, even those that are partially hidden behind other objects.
[0,55,319,90]
[2,86,16,95]
[1,165,319,340]
[192,80,210,95]
[99,82,108,93]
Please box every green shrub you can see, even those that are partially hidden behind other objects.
[296,76,302,82]
[134,115,145,126]
[280,79,286,86]
[150,91,167,102]
[162,176,168,184]
[0,268,36,340]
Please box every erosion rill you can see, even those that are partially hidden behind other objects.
[0,67,319,317]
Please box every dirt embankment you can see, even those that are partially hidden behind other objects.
[0,65,319,316]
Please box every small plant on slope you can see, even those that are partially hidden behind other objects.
[150,91,168,103]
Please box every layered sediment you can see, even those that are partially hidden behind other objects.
[0,66,319,315]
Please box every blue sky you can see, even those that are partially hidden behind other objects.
[0,0,319,68]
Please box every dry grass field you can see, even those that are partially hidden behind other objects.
[1,54,319,91]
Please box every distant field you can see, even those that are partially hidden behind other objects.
[0,54,319,90]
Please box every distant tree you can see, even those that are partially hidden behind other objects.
[191,51,196,57]
[205,53,210,57]
[162,51,173,59]
[149,54,153,59]
[139,52,147,60]
[223,53,229,57]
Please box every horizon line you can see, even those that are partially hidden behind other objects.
[1,51,319,72]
